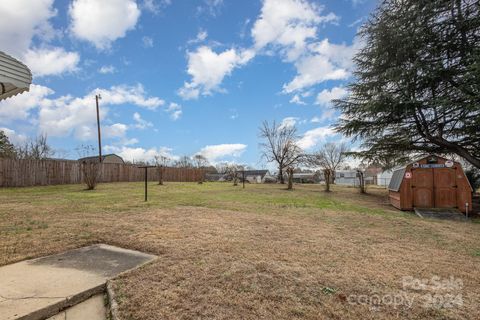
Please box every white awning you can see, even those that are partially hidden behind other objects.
[0,51,32,101]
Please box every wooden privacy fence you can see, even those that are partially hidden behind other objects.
[0,158,205,187]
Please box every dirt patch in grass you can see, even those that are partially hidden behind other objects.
[0,183,479,319]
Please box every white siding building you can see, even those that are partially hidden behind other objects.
[335,170,359,186]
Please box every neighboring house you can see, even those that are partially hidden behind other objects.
[364,166,382,185]
[335,170,359,186]
[377,170,393,187]
[336,169,378,186]
[242,170,270,183]
[78,154,125,164]
[292,172,321,184]
[262,173,277,183]
[212,170,270,183]
[205,173,224,182]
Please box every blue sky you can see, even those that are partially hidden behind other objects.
[0,0,376,167]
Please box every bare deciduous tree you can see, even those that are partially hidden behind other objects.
[215,162,229,175]
[154,155,170,185]
[306,142,349,192]
[174,156,193,168]
[193,154,209,183]
[16,134,54,160]
[225,163,243,186]
[259,121,303,184]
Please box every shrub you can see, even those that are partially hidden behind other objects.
[80,161,100,190]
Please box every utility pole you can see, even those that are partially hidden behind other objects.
[95,94,102,162]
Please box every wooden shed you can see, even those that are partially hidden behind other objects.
[388,155,472,213]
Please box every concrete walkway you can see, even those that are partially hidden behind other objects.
[414,207,468,221]
[47,294,106,320]
[0,244,156,320]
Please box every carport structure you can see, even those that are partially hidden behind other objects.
[389,155,473,213]
[0,51,32,101]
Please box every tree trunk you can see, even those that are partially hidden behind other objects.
[324,169,331,192]
[278,166,284,184]
[357,170,366,194]
[158,166,164,185]
[287,167,293,190]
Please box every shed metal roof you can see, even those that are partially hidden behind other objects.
[0,51,32,101]
[78,154,125,163]
[388,167,406,191]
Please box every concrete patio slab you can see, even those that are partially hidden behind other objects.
[414,207,468,221]
[0,244,156,320]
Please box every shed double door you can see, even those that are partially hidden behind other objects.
[412,168,457,208]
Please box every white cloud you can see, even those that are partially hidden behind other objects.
[0,127,28,145]
[309,38,361,71]
[142,0,171,14]
[142,36,154,48]
[166,103,182,120]
[104,145,178,163]
[0,1,81,77]
[1,83,164,141]
[297,126,335,149]
[95,84,164,110]
[187,30,208,45]
[98,65,116,74]
[310,108,336,123]
[351,0,366,6]
[103,123,128,139]
[40,84,162,139]
[196,0,224,17]
[312,110,336,123]
[283,38,362,93]
[280,117,298,129]
[251,0,339,62]
[0,84,53,123]
[24,48,80,77]
[178,0,347,100]
[178,46,254,99]
[0,0,56,56]
[69,0,141,50]
[289,94,306,105]
[315,86,348,107]
[283,55,348,93]
[197,143,247,162]
[132,112,153,129]
[348,17,364,28]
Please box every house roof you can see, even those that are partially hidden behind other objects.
[243,170,269,177]
[78,154,124,163]
[0,51,32,101]
[293,173,318,178]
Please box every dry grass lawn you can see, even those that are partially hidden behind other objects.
[0,182,479,320]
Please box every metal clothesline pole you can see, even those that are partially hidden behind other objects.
[138,166,155,202]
